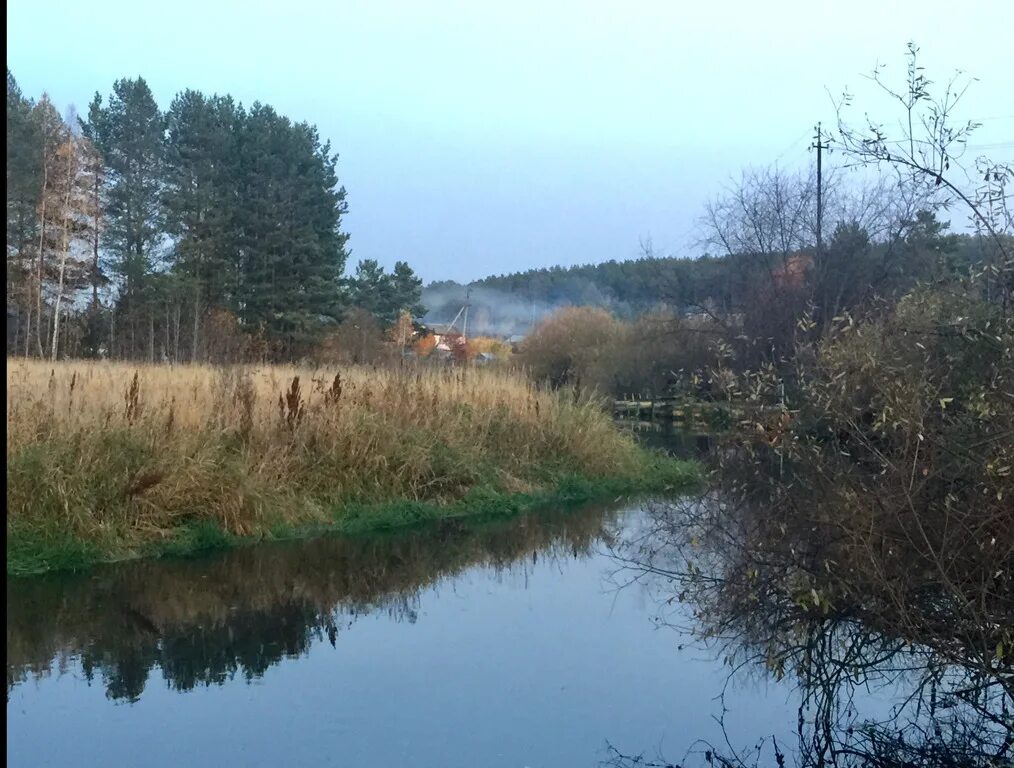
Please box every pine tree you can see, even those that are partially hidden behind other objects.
[348,258,395,323]
[236,104,349,353]
[83,77,165,357]
[80,129,107,357]
[7,71,41,263]
[6,70,43,352]
[164,90,243,359]
[390,260,425,319]
[349,259,425,326]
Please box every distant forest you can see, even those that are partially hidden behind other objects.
[423,228,991,336]
[6,71,423,362]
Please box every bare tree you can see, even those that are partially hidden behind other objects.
[832,42,1013,310]
[700,166,920,360]
[703,166,816,278]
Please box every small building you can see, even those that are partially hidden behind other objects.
[506,334,526,352]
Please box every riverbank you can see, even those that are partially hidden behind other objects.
[7,360,698,575]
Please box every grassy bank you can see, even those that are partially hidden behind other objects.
[7,360,697,575]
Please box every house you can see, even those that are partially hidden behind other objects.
[772,253,812,291]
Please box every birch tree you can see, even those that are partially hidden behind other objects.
[49,123,96,360]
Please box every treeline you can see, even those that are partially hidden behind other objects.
[517,182,1010,398]
[423,227,989,337]
[440,255,736,316]
[424,257,731,334]
[6,71,424,363]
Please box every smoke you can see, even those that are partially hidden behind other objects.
[420,284,565,337]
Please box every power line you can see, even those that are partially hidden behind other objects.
[965,142,1014,151]
[773,127,813,165]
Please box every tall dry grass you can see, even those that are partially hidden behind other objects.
[7,359,651,564]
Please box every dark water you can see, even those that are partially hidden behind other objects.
[616,421,714,460]
[7,503,801,768]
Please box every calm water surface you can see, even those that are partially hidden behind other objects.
[7,504,800,767]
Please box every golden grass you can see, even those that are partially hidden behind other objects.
[7,359,659,567]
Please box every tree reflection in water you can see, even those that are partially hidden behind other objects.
[605,488,1012,768]
[7,504,617,703]
[8,468,1011,766]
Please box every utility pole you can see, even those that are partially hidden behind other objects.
[462,288,470,341]
[811,122,828,263]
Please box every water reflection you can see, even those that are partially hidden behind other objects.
[608,486,1013,767]
[8,505,615,703]
[617,421,714,460]
[8,459,1011,767]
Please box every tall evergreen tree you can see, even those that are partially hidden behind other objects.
[349,259,425,326]
[390,260,425,319]
[164,90,243,359]
[6,70,42,352]
[349,258,395,323]
[236,103,349,353]
[82,77,165,345]
[6,71,41,267]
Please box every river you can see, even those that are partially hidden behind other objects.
[7,500,810,768]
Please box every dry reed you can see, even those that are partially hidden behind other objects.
[7,359,664,568]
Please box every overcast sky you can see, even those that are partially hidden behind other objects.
[7,1,1013,282]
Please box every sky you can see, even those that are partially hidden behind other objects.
[7,0,1014,283]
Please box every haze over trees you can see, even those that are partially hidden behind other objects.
[5,71,425,362]
[511,190,1003,398]
[422,214,992,339]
